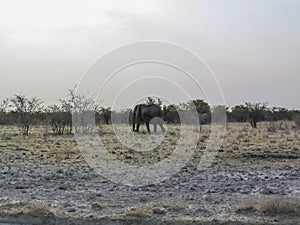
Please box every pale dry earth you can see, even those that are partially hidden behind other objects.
[0,122,299,224]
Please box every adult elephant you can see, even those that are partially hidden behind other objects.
[132,104,165,133]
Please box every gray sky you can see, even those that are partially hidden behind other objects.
[0,0,299,109]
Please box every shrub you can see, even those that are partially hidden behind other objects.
[293,114,300,128]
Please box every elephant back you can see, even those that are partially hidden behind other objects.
[141,104,162,118]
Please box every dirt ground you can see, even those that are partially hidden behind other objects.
[0,122,299,225]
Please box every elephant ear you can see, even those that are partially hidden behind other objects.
[133,105,139,115]
[133,104,140,119]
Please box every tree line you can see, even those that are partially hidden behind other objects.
[0,88,299,135]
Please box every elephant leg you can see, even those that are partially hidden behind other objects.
[146,122,151,133]
[154,123,157,133]
[136,122,141,132]
[134,113,143,132]
[159,122,165,133]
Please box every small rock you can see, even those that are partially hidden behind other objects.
[91,203,103,210]
[140,186,149,191]
[258,186,274,195]
[15,182,29,189]
[140,197,148,202]
[130,186,139,191]
[57,169,64,174]
[189,186,197,191]
[152,207,165,214]
[67,207,76,212]
[96,192,102,197]
[58,184,69,190]
[247,180,257,187]
[240,189,250,194]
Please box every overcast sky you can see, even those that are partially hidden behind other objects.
[0,0,299,109]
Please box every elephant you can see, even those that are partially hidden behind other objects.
[132,104,165,133]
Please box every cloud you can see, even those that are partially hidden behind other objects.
[0,0,299,109]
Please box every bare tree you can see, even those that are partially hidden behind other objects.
[245,102,267,128]
[10,95,43,135]
[66,87,102,133]
[58,98,73,134]
[66,87,101,113]
[46,104,71,135]
[0,99,10,125]
[0,99,9,113]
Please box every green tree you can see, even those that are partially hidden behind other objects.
[180,99,210,114]
[230,105,248,122]
[162,104,179,124]
[293,113,300,128]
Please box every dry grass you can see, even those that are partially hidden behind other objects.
[234,196,300,216]
[123,207,153,218]
[257,197,300,216]
[219,121,300,168]
[0,201,53,217]
[0,123,299,224]
[0,122,299,169]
